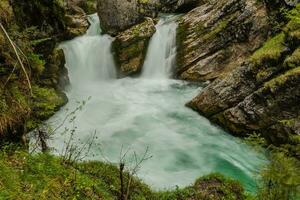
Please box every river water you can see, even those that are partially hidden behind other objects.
[48,14,265,192]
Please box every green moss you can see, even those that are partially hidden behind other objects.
[28,53,46,75]
[255,67,276,82]
[263,66,300,90]
[10,85,29,109]
[251,33,286,67]
[0,97,8,113]
[284,48,300,68]
[284,3,300,41]
[31,85,65,120]
[202,20,229,42]
[279,115,300,128]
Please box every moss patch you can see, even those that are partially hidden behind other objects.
[284,47,300,68]
[263,66,300,91]
[251,33,286,67]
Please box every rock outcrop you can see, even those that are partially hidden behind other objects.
[113,18,156,76]
[176,0,269,81]
[97,0,143,36]
[187,3,300,152]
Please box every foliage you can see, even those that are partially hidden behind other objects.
[257,152,300,200]
[246,134,300,200]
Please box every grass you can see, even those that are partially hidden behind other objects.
[0,148,252,200]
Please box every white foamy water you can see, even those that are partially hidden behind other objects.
[142,15,178,78]
[48,14,265,192]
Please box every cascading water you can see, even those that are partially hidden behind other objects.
[59,14,116,87]
[142,15,178,78]
[49,14,265,191]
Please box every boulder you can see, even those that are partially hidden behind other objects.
[113,18,156,76]
[97,0,143,36]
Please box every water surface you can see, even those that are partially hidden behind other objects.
[49,14,265,192]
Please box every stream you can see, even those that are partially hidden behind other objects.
[48,14,266,192]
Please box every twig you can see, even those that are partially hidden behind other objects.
[0,22,33,96]
[3,62,17,88]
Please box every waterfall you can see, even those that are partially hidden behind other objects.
[48,14,265,192]
[141,15,178,79]
[59,13,116,88]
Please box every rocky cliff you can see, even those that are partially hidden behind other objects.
[176,0,268,81]
[186,3,300,155]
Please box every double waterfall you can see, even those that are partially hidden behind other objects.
[49,14,265,191]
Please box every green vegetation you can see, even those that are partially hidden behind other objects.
[0,0,68,140]
[284,48,300,68]
[284,4,300,41]
[257,152,300,200]
[31,85,65,120]
[0,147,252,200]
[246,135,300,200]
[251,33,286,66]
[263,66,300,91]
[156,173,250,200]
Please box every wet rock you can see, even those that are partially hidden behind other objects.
[64,4,89,39]
[113,18,156,76]
[177,0,269,81]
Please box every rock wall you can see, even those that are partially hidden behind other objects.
[187,3,300,154]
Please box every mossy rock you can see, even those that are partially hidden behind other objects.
[262,66,300,91]
[30,85,66,121]
[113,18,156,76]
[251,33,287,67]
